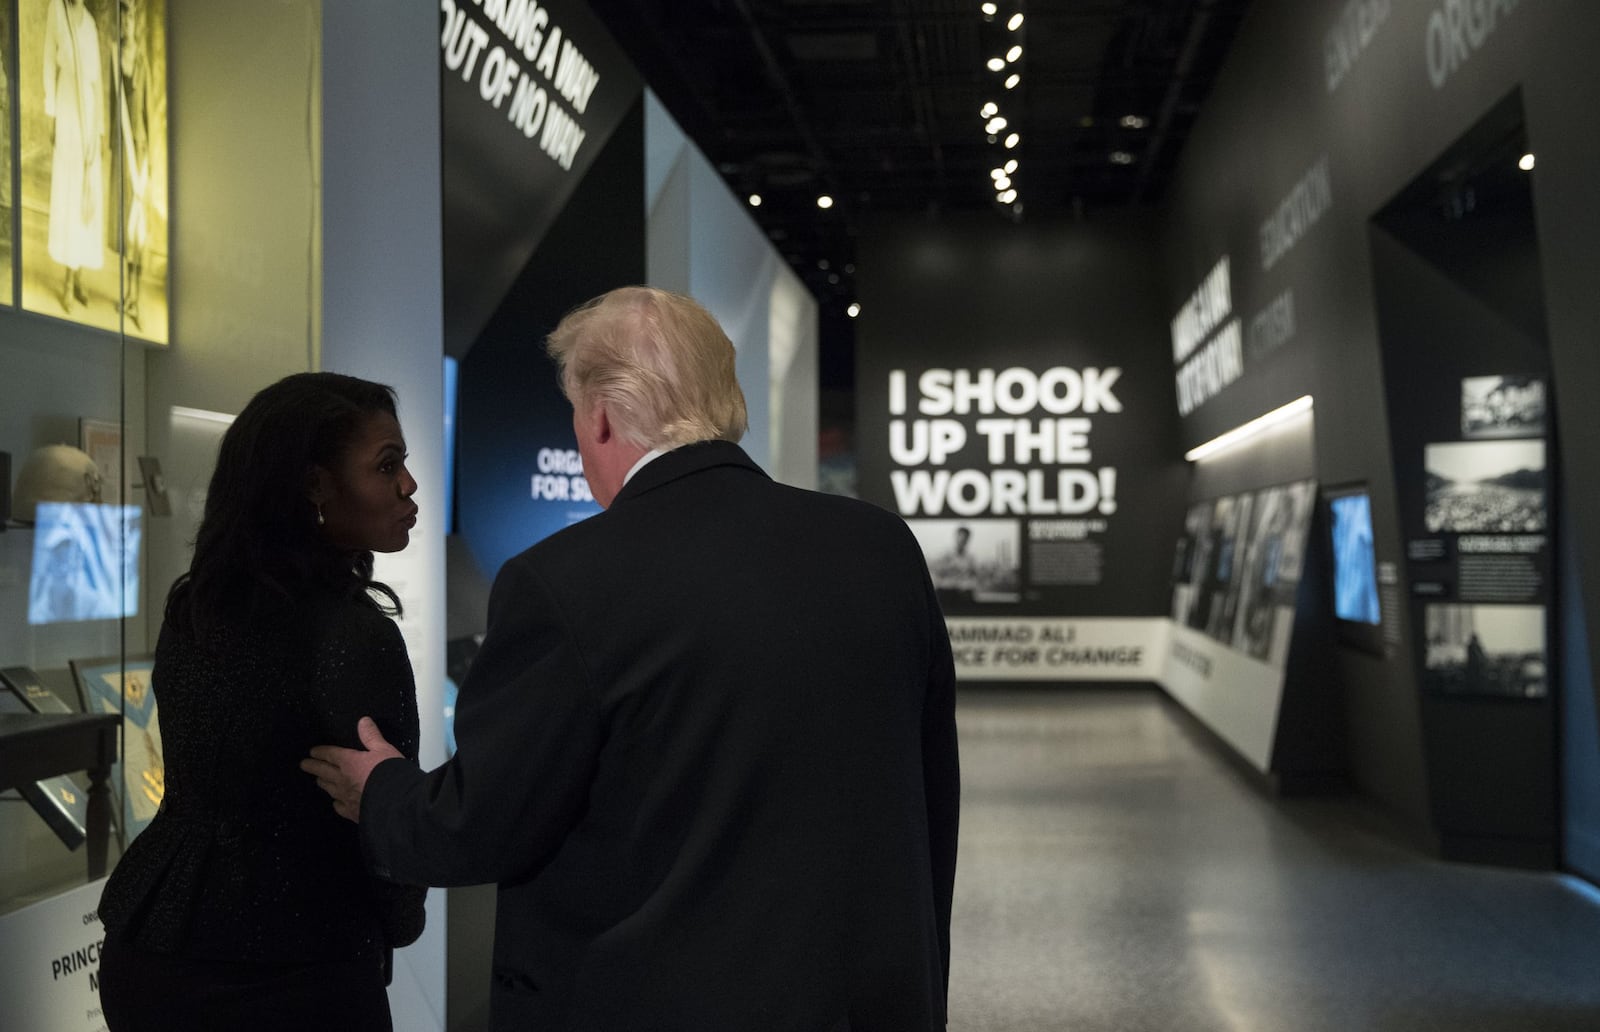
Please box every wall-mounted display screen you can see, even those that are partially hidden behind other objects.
[1329,489,1380,625]
[18,0,170,343]
[27,501,141,624]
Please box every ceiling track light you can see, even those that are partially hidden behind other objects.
[980,10,1024,217]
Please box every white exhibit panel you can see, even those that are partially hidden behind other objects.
[0,879,110,1032]
[1162,621,1285,774]
[946,617,1170,682]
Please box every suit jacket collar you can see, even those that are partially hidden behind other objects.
[609,440,768,508]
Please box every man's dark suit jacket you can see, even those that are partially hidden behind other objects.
[363,441,959,1031]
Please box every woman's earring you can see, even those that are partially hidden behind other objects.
[316,503,325,527]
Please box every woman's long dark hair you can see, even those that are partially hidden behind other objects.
[168,372,403,638]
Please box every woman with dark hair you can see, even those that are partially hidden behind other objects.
[97,372,425,1031]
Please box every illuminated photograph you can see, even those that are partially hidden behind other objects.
[1424,439,1545,533]
[19,0,169,342]
[908,518,1021,602]
[72,653,162,842]
[1423,603,1546,699]
[1,1,13,305]
[1461,375,1544,439]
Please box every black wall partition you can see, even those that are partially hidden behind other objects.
[1162,0,1600,868]
[855,212,1187,686]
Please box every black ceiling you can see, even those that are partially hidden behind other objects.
[586,0,1256,379]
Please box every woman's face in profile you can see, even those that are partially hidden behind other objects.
[316,411,418,554]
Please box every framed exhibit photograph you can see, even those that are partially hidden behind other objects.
[1422,604,1546,699]
[17,0,171,343]
[79,415,124,503]
[906,517,1021,602]
[1,0,13,306]
[1461,375,1544,440]
[70,652,160,844]
[1423,439,1545,534]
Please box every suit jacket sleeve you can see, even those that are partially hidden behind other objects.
[361,558,605,887]
[921,574,960,1002]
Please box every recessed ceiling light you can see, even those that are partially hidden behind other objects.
[847,302,861,318]
[1006,45,1022,62]
[748,194,762,207]
[994,175,1012,191]
[980,2,997,15]
[998,189,1017,204]
[1004,159,1018,174]
[816,194,834,209]
[1008,13,1024,30]
[986,116,1008,134]
[1519,153,1536,171]
[1004,133,1020,149]
[987,57,1005,72]
[980,101,998,118]
[1004,74,1020,90]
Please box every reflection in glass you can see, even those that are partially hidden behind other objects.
[27,501,142,625]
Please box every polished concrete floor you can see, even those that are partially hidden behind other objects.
[948,688,1600,1032]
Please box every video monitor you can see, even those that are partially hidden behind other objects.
[28,503,142,625]
[1328,490,1380,625]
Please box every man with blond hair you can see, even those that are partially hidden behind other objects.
[306,286,959,1031]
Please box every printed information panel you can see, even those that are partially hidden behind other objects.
[945,617,1169,682]
[1162,622,1285,773]
[0,878,109,1032]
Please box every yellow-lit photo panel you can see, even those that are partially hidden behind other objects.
[1,2,14,306]
[18,0,168,343]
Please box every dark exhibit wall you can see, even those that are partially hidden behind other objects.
[1164,0,1600,863]
[856,213,1188,682]
[442,0,644,583]
[454,97,645,581]
[440,0,641,356]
